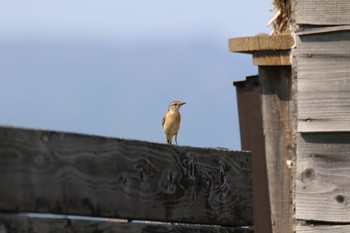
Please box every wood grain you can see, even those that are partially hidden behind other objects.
[296,0,350,25]
[259,67,294,233]
[0,126,253,226]
[0,213,254,233]
[253,51,291,66]
[228,35,293,53]
[234,75,273,233]
[297,224,350,233]
[296,133,350,222]
[297,30,350,132]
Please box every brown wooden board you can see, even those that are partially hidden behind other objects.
[296,133,350,222]
[297,30,350,132]
[296,0,350,25]
[0,126,253,226]
[234,76,272,233]
[0,214,254,233]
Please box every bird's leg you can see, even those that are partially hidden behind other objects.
[175,134,178,145]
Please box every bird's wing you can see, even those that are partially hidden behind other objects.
[162,115,166,128]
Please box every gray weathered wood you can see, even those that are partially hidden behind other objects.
[297,30,350,132]
[0,126,253,226]
[0,213,254,233]
[297,224,350,233]
[296,133,350,222]
[297,25,350,36]
[259,66,294,233]
[296,0,350,25]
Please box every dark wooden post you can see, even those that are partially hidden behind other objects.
[234,76,272,233]
[230,34,295,233]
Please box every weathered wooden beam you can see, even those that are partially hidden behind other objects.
[253,51,291,66]
[296,133,350,223]
[259,66,294,233]
[0,126,253,226]
[228,35,293,66]
[229,35,294,53]
[0,213,254,233]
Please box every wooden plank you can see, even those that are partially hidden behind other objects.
[297,224,350,233]
[259,66,294,233]
[297,25,350,36]
[253,51,291,66]
[296,133,350,222]
[234,76,272,233]
[228,35,294,53]
[0,126,253,226]
[296,0,350,25]
[297,30,350,132]
[0,213,254,233]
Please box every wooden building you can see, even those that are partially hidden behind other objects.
[1,1,349,232]
[230,0,350,233]
[295,0,350,232]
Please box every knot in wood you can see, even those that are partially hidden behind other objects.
[301,168,315,183]
[335,194,347,205]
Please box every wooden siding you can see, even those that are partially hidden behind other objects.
[297,29,350,132]
[296,0,350,25]
[297,224,350,233]
[0,126,253,227]
[296,133,350,222]
[295,0,350,232]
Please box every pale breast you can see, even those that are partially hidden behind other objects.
[163,111,181,135]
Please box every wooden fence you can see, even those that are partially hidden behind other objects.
[0,126,253,232]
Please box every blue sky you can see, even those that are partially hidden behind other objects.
[0,1,272,149]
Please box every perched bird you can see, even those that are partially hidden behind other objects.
[162,100,186,144]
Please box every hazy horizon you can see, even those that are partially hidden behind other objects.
[0,1,272,149]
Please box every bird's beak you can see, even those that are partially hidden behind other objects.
[181,102,186,106]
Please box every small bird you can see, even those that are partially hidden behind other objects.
[162,100,186,144]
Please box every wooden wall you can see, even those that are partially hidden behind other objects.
[295,0,350,232]
[0,126,253,232]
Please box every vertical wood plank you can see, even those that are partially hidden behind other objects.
[234,76,272,233]
[259,66,294,233]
